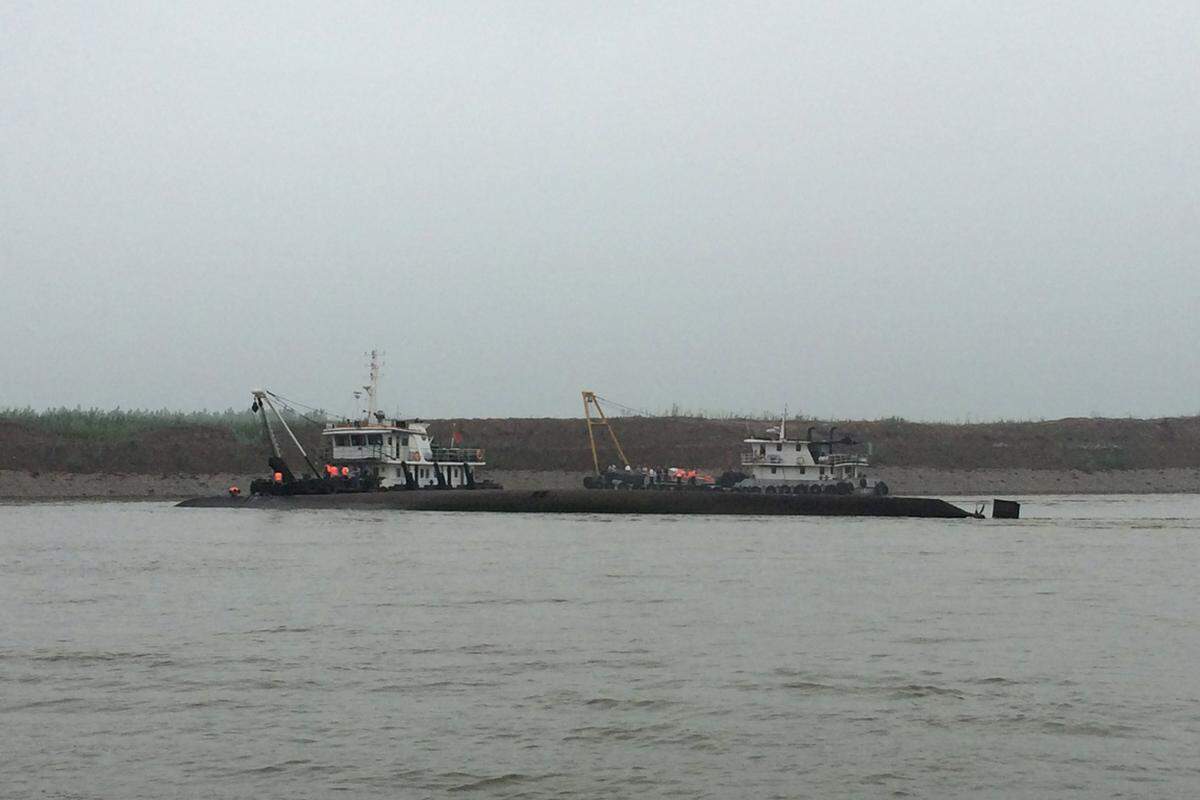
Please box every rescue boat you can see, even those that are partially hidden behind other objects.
[735,416,888,496]
[249,350,488,495]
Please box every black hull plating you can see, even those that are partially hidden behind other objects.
[177,489,970,518]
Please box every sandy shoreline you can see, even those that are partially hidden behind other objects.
[1,467,1196,500]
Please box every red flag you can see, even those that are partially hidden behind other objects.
[452,430,463,445]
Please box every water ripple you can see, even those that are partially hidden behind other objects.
[3,498,1200,798]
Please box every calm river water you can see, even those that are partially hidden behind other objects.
[2,496,1199,798]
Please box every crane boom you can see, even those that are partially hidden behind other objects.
[582,390,630,475]
[251,389,322,479]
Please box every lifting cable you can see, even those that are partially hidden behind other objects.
[591,394,657,418]
[262,390,331,427]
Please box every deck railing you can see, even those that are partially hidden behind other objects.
[323,444,484,463]
[819,453,868,466]
[431,447,485,463]
[741,450,799,465]
[742,450,868,466]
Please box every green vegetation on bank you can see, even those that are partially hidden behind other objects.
[0,407,269,444]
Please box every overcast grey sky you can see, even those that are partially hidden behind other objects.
[2,1,1197,421]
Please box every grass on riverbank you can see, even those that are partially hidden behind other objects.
[0,407,269,444]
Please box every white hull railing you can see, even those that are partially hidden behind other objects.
[742,450,868,467]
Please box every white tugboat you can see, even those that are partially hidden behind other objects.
[320,350,485,489]
[249,350,488,494]
[736,415,888,495]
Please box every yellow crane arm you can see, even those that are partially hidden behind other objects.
[582,390,630,475]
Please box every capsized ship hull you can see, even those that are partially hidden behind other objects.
[178,489,971,518]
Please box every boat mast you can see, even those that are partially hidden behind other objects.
[364,349,381,420]
[780,404,787,442]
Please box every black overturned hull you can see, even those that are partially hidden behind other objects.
[177,489,971,518]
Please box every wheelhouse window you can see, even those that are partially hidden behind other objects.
[334,435,349,446]
[367,434,383,446]
[351,434,365,446]
[400,435,409,446]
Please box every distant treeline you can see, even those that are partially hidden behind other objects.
[1,407,1198,475]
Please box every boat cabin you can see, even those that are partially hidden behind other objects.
[322,418,484,489]
[742,436,866,483]
[738,418,881,493]
[318,350,485,490]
